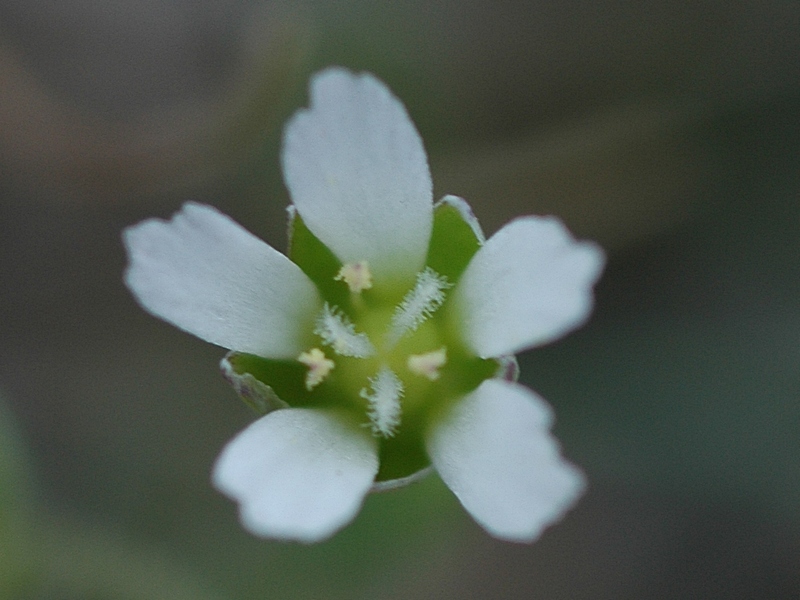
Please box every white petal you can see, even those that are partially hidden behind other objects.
[282,68,433,286]
[212,408,378,542]
[426,379,585,542]
[452,216,605,358]
[123,202,321,359]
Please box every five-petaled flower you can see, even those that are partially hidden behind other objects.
[123,68,605,543]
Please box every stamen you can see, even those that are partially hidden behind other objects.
[314,303,375,358]
[360,366,404,438]
[297,348,335,390]
[388,267,452,345]
[407,347,448,381]
[335,261,373,293]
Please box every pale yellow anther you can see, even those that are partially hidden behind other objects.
[407,347,448,381]
[298,348,335,390]
[335,261,373,293]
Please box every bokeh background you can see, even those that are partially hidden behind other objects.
[1,1,799,598]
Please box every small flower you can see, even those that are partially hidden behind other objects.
[122,68,605,543]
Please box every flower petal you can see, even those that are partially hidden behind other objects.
[123,202,321,359]
[212,408,378,542]
[282,67,433,286]
[426,379,585,542]
[452,216,605,357]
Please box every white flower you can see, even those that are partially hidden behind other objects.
[122,68,605,543]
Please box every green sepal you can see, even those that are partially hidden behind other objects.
[286,207,350,307]
[222,352,314,415]
[375,431,431,483]
[425,195,485,283]
[372,355,498,484]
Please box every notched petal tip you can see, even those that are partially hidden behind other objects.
[281,67,433,285]
[212,408,379,543]
[427,379,585,543]
[122,202,321,359]
[454,215,605,358]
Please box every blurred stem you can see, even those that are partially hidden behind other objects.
[0,395,36,597]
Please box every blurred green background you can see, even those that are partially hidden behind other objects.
[1,1,799,598]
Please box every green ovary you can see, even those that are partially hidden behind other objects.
[301,270,496,483]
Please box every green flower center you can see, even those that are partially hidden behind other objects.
[223,202,502,483]
[305,265,453,434]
